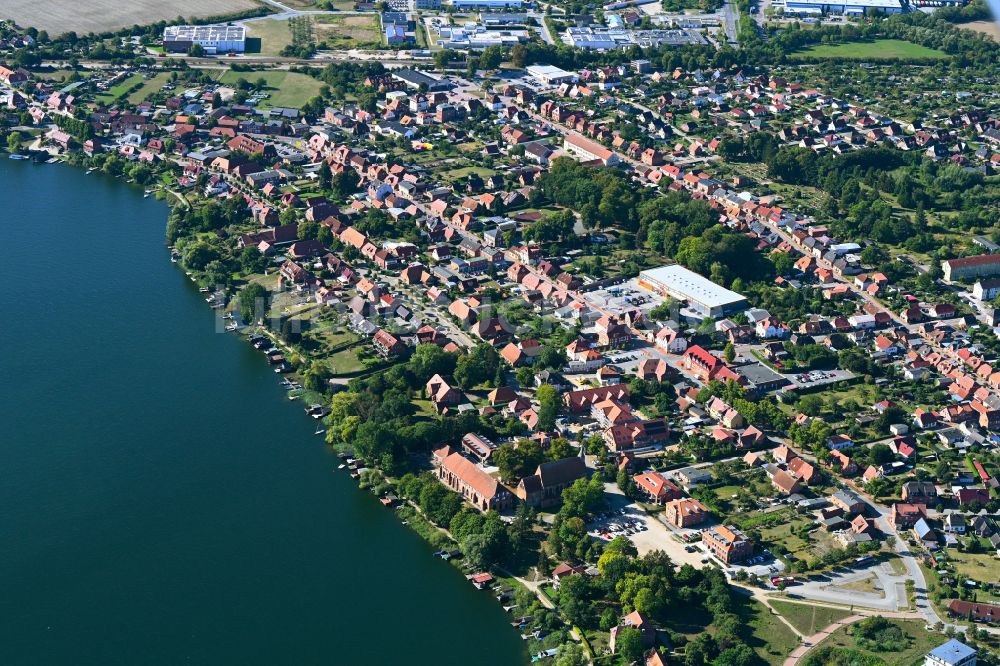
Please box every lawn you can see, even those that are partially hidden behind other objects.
[214,69,324,109]
[770,600,851,636]
[792,39,948,61]
[747,599,802,666]
[96,74,144,104]
[947,550,1000,582]
[821,619,939,666]
[245,18,296,56]
[127,72,172,104]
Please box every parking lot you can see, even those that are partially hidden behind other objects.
[784,368,854,390]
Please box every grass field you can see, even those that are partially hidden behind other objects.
[246,15,381,54]
[793,39,948,61]
[127,72,172,104]
[96,74,143,104]
[770,601,851,636]
[748,600,802,666]
[822,619,939,666]
[2,0,259,34]
[947,550,1000,582]
[245,18,296,56]
[314,15,382,47]
[214,69,323,109]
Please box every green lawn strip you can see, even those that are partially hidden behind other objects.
[792,39,947,61]
[747,599,802,666]
[769,600,852,636]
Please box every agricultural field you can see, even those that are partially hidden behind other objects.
[1,0,259,34]
[792,39,948,61]
[963,21,1000,42]
[214,69,323,109]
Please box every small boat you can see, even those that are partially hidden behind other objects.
[170,255,178,263]
[143,192,150,198]
[199,287,210,293]
[314,428,325,435]
[338,464,346,470]
[46,157,59,164]
[86,168,95,174]
[8,154,28,160]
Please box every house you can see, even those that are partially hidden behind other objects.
[902,481,937,504]
[610,610,655,654]
[664,497,708,528]
[945,601,1000,628]
[516,457,587,508]
[373,329,406,358]
[925,639,977,666]
[830,489,865,514]
[826,434,854,450]
[945,513,967,534]
[633,472,682,504]
[437,451,512,512]
[702,524,753,563]
[426,373,463,411]
[771,470,803,495]
[604,418,670,452]
[913,517,937,547]
[890,503,926,529]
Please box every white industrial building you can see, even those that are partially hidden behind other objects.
[449,0,524,9]
[781,0,902,14]
[526,64,578,85]
[638,265,748,318]
[163,25,246,53]
[564,26,704,49]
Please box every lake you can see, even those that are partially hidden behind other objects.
[0,158,527,665]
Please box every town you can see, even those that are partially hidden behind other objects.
[1,0,999,663]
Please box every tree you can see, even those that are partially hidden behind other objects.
[239,283,269,323]
[724,343,736,364]
[614,626,644,663]
[239,246,268,275]
[188,43,205,57]
[536,383,560,432]
[553,642,586,666]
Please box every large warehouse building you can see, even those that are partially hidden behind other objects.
[781,0,902,14]
[638,265,748,318]
[163,25,246,54]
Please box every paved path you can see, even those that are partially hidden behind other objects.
[783,614,865,666]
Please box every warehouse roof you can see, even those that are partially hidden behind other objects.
[639,265,746,309]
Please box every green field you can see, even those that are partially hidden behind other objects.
[748,600,802,666]
[793,39,947,61]
[770,600,851,636]
[127,72,172,104]
[96,74,144,104]
[214,70,323,109]
[820,619,940,666]
[245,18,295,56]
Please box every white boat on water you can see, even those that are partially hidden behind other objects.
[8,154,28,160]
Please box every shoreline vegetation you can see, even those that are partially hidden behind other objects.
[4,147,569,661]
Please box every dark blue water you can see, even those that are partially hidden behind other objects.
[0,159,526,665]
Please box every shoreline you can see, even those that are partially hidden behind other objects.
[3,148,545,660]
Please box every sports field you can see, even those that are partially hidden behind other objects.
[1,0,259,35]
[792,38,947,61]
